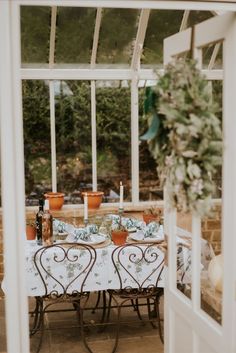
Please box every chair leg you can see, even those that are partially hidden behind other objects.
[91,290,101,314]
[106,291,113,323]
[35,300,45,353]
[135,298,144,323]
[100,290,107,323]
[78,296,94,353]
[30,297,41,336]
[154,297,164,343]
[111,302,122,353]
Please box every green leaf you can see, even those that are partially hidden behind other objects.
[140,112,160,141]
[144,87,157,114]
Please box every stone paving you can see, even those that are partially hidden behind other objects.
[0,292,164,353]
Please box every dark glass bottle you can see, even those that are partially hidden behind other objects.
[42,200,53,246]
[36,199,44,245]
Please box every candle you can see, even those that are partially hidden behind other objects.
[84,192,88,220]
[119,181,124,209]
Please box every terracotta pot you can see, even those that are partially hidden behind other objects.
[26,225,36,240]
[111,230,128,245]
[44,192,65,210]
[81,191,104,209]
[143,214,158,225]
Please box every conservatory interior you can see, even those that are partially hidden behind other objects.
[1,1,236,353]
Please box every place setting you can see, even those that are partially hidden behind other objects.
[127,222,165,244]
[53,194,111,248]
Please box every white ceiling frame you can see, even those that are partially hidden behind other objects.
[91,8,102,68]
[16,1,236,12]
[179,10,190,31]
[49,6,57,68]
[208,42,221,70]
[131,9,150,71]
[21,67,223,80]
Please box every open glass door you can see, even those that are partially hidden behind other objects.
[164,12,236,353]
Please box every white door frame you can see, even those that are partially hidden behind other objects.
[1,2,236,353]
[164,12,236,353]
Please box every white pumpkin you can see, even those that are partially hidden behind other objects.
[208,254,223,293]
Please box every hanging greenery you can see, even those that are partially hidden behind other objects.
[141,59,222,216]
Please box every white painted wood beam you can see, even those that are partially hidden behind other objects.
[49,81,57,191]
[208,42,221,70]
[49,6,57,68]
[21,67,223,80]
[131,9,150,70]
[91,81,97,191]
[180,10,190,31]
[15,0,236,12]
[91,8,102,68]
[0,1,30,352]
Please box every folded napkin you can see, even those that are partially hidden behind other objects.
[131,224,164,242]
[53,218,99,242]
[143,221,160,238]
[109,214,145,231]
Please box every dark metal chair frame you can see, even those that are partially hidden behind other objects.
[30,242,97,353]
[107,242,165,353]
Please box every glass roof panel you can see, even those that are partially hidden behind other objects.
[202,42,222,69]
[141,10,184,67]
[21,6,51,64]
[97,8,139,64]
[188,11,214,26]
[55,7,96,64]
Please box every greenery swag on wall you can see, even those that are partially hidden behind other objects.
[141,59,222,216]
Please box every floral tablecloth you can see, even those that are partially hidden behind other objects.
[23,242,165,296]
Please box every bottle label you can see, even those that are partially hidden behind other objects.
[42,214,53,246]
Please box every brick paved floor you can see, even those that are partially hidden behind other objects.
[0,291,164,353]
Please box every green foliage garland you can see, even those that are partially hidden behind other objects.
[141,59,222,216]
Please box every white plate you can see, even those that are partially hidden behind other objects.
[127,227,137,233]
[129,231,164,243]
[79,234,106,245]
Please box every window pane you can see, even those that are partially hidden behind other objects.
[188,10,213,26]
[200,79,222,324]
[97,9,139,64]
[176,212,192,300]
[96,81,131,202]
[201,204,222,324]
[21,6,51,65]
[56,7,96,64]
[23,80,51,205]
[142,10,184,67]
[139,85,163,201]
[55,81,92,204]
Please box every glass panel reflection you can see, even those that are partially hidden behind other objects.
[55,81,92,204]
[139,85,163,201]
[23,80,51,205]
[56,7,96,64]
[97,8,139,64]
[188,10,213,27]
[176,212,192,299]
[200,78,222,324]
[200,203,222,324]
[21,6,51,64]
[96,81,131,202]
[142,10,184,67]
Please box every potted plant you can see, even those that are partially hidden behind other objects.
[111,215,128,245]
[143,206,163,225]
[26,221,36,240]
[44,192,65,210]
[81,191,104,209]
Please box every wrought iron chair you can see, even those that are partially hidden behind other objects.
[107,243,165,353]
[30,242,97,353]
